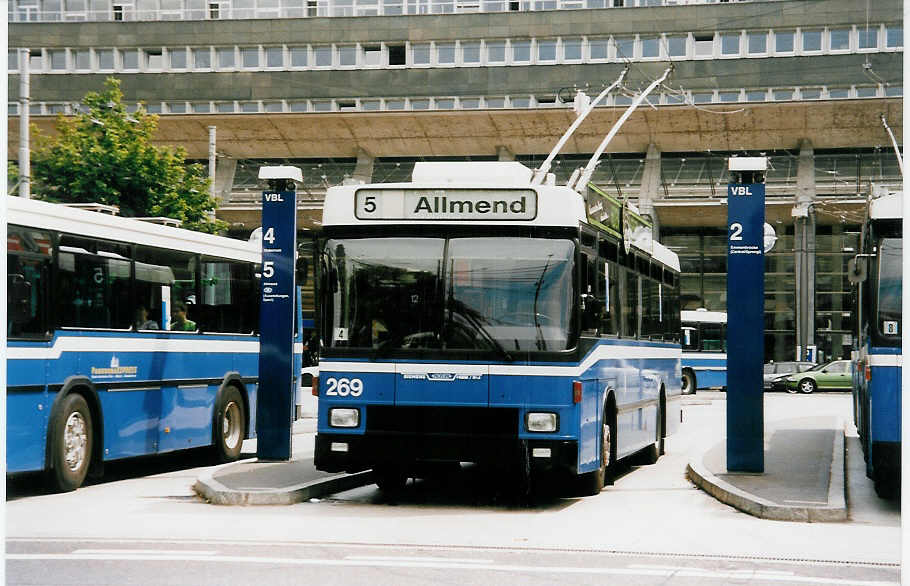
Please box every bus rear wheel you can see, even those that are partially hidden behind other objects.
[214,387,246,462]
[681,370,696,395]
[49,393,93,492]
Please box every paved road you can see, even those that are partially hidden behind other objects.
[6,392,901,585]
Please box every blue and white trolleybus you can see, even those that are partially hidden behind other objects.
[680,309,727,394]
[312,162,683,494]
[852,188,902,498]
[6,197,303,491]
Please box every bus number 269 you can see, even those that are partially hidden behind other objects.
[324,378,364,397]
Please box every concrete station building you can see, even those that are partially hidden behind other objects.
[8,0,903,362]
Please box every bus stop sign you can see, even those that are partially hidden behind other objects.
[257,182,298,461]
[726,179,765,473]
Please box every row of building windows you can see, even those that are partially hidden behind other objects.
[10,24,903,73]
[7,0,777,23]
[11,83,902,117]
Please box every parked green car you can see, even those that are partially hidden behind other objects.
[784,359,853,394]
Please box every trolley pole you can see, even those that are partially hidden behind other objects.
[256,166,301,460]
[725,157,767,473]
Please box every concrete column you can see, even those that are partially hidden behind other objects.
[793,139,816,361]
[496,145,515,161]
[208,126,217,200]
[18,49,30,199]
[351,147,375,184]
[638,143,662,239]
[213,157,238,204]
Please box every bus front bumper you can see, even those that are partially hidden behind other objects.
[315,433,578,476]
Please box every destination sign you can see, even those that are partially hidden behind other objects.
[354,189,537,221]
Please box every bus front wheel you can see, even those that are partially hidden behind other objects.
[214,386,246,462]
[580,404,616,496]
[49,393,93,492]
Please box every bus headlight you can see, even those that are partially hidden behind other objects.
[526,412,558,433]
[329,408,360,428]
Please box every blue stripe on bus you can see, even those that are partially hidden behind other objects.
[317,338,682,475]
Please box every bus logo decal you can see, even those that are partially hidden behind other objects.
[91,355,138,379]
[401,373,484,382]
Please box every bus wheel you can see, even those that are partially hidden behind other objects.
[214,387,246,462]
[681,370,696,395]
[798,378,817,394]
[640,397,664,465]
[874,473,899,499]
[49,393,93,492]
[374,464,408,495]
[580,405,615,496]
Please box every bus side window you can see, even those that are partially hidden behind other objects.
[58,235,132,330]
[622,268,639,339]
[580,253,600,334]
[599,260,620,336]
[135,245,197,332]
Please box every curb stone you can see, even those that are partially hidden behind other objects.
[686,422,846,522]
[194,461,374,505]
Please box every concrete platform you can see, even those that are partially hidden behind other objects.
[193,418,374,505]
[686,416,847,522]
[195,415,847,522]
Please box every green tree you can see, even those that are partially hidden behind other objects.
[31,77,226,234]
[8,161,19,195]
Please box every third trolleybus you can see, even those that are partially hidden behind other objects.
[852,188,902,498]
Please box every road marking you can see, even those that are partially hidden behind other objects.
[346,555,493,564]
[5,553,898,585]
[6,538,901,569]
[630,564,794,577]
[73,549,218,556]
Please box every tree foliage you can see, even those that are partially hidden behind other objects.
[31,78,227,234]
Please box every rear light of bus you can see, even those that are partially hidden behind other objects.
[312,376,319,397]
[865,363,872,381]
[573,380,582,404]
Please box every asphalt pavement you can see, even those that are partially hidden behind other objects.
[195,409,847,522]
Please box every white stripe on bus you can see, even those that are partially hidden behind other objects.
[7,336,260,360]
[321,344,681,378]
[867,354,903,367]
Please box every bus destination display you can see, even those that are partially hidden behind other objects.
[355,188,537,221]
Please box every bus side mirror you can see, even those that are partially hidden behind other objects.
[7,274,32,323]
[580,294,602,331]
[847,256,868,284]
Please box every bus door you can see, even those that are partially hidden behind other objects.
[7,227,53,472]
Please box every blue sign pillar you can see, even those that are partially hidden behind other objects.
[726,179,765,473]
[256,182,298,461]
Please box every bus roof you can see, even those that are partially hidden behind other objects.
[869,190,902,221]
[322,162,680,271]
[681,309,727,324]
[7,196,259,262]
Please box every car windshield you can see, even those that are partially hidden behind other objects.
[807,361,832,372]
[324,236,575,354]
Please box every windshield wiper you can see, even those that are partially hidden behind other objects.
[448,299,513,362]
[532,255,552,351]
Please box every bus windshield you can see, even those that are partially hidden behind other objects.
[325,236,575,353]
[877,237,902,337]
